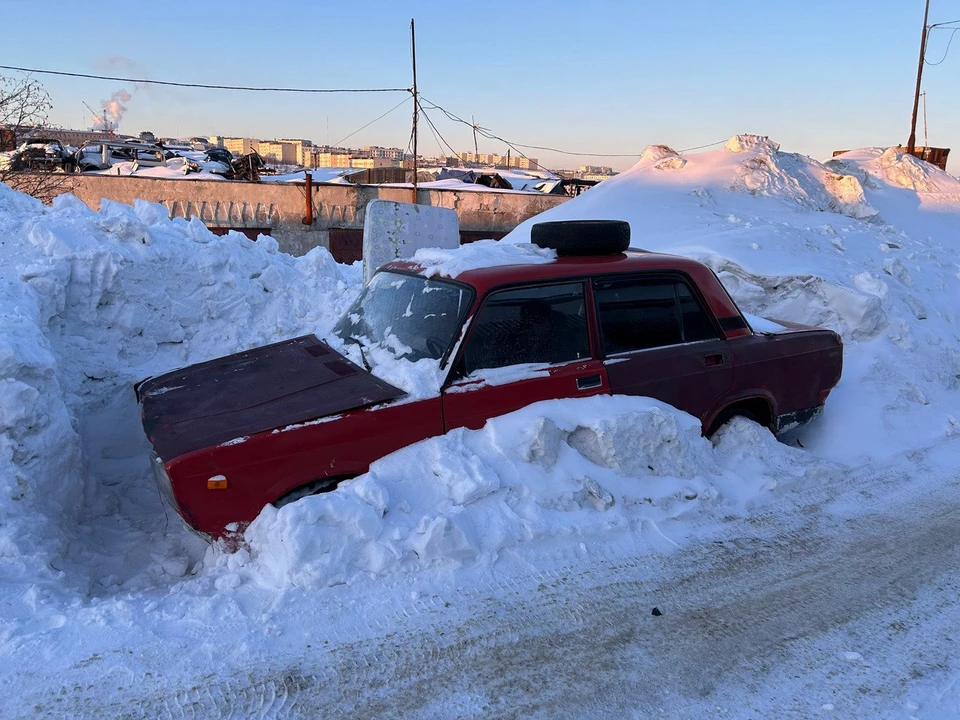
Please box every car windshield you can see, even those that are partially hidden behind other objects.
[332,270,472,364]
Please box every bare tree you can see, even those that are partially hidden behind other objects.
[0,74,70,203]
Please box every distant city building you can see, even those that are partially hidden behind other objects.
[257,140,286,164]
[578,164,614,175]
[25,128,117,148]
[363,145,405,161]
[349,157,399,169]
[557,165,618,181]
[223,137,259,155]
[458,151,540,170]
[279,139,312,165]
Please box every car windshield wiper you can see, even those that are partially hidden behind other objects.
[345,335,372,372]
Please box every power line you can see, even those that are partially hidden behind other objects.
[420,95,726,163]
[925,26,960,65]
[677,139,727,153]
[0,64,410,94]
[417,101,464,162]
[332,96,411,147]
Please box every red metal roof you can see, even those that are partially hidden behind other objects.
[384,249,745,325]
[387,250,705,293]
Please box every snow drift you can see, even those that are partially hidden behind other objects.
[2,134,959,597]
[225,399,813,589]
[2,133,960,715]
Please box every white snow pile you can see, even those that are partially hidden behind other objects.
[0,186,358,599]
[219,397,814,589]
[1,130,959,630]
[505,134,960,462]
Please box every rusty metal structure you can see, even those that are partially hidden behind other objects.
[832,146,950,172]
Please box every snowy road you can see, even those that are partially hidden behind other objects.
[21,442,960,719]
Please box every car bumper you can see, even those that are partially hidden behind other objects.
[150,453,211,541]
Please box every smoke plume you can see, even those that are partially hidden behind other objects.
[91,89,132,131]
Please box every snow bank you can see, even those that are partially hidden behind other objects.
[222,397,812,589]
[504,134,960,461]
[0,128,958,650]
[0,184,359,599]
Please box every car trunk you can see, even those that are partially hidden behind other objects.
[135,335,405,461]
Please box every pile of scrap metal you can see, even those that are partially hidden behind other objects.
[0,138,74,172]
[231,151,267,181]
[73,140,168,172]
[181,149,268,181]
[434,168,514,189]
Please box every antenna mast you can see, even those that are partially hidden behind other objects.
[410,18,419,205]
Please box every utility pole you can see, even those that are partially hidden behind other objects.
[472,115,479,167]
[921,91,928,147]
[907,0,931,156]
[410,18,419,205]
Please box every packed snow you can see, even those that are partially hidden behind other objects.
[413,237,555,278]
[2,134,960,718]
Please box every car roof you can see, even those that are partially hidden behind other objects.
[385,248,712,295]
[80,141,161,149]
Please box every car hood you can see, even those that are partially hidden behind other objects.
[136,335,406,461]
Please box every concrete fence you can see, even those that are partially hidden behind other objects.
[63,174,568,259]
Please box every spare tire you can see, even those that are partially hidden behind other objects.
[531,220,630,256]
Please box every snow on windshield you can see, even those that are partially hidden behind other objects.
[329,270,472,398]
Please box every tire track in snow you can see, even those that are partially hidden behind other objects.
[18,459,960,719]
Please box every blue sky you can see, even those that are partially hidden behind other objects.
[2,0,957,171]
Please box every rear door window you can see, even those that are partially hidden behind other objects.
[594,276,718,355]
[463,283,590,375]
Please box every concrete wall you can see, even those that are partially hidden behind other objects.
[63,175,568,256]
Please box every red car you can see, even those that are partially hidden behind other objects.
[136,221,842,539]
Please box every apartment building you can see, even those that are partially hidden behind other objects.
[223,137,259,155]
[458,152,540,170]
[349,157,398,169]
[257,141,286,164]
[362,146,405,161]
[278,139,312,165]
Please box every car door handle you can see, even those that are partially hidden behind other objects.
[703,352,725,367]
[576,375,603,391]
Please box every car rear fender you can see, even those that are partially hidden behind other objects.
[704,391,777,436]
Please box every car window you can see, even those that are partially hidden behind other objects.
[463,283,589,375]
[594,276,718,355]
[332,271,473,363]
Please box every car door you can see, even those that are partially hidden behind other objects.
[593,273,733,423]
[442,281,609,432]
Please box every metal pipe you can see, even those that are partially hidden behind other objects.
[302,171,313,225]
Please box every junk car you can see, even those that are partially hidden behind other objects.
[136,221,843,538]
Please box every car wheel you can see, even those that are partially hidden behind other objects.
[531,219,631,255]
[273,475,351,509]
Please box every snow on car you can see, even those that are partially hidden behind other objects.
[135,220,841,538]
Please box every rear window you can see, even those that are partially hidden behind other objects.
[594,276,718,355]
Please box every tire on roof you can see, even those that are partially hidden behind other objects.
[530,220,631,256]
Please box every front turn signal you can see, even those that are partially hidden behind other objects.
[207,475,228,490]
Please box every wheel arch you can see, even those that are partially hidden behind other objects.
[705,393,776,437]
